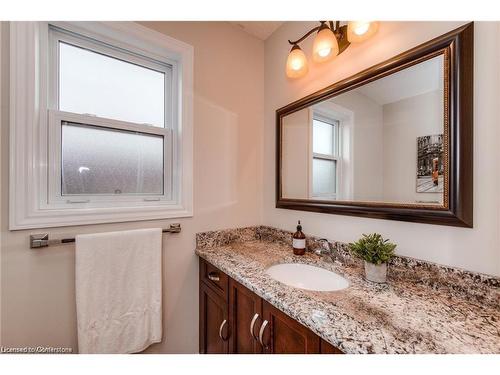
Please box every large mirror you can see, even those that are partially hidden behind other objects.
[277,23,473,227]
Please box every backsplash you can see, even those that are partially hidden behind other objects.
[195,227,259,248]
[196,225,500,307]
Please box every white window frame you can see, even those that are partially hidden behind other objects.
[9,21,194,229]
[310,111,341,200]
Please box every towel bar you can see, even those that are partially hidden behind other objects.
[29,223,181,249]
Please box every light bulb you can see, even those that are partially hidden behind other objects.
[312,25,339,63]
[347,21,379,43]
[318,48,330,57]
[286,45,308,78]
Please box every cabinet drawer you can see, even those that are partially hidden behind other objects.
[200,259,228,298]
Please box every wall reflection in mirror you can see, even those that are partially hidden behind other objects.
[281,54,446,206]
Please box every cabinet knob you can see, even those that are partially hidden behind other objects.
[258,320,269,349]
[208,272,220,282]
[218,319,228,341]
[249,313,260,341]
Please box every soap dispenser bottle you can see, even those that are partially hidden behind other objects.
[292,221,306,256]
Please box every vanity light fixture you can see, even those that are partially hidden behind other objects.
[312,22,339,63]
[285,44,309,78]
[286,21,379,78]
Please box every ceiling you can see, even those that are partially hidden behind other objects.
[357,55,444,105]
[228,21,284,40]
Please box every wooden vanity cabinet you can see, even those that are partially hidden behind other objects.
[320,338,344,354]
[199,282,229,354]
[199,260,230,354]
[228,279,263,353]
[260,300,320,354]
[199,259,343,354]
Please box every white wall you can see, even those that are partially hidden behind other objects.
[264,21,500,277]
[0,21,264,352]
[329,91,383,201]
[382,90,444,203]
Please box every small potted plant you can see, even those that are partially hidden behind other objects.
[349,233,396,283]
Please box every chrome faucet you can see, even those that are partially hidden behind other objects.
[315,238,345,265]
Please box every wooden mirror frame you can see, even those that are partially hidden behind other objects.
[276,23,473,227]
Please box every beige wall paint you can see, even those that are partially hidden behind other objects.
[264,21,500,277]
[0,21,264,352]
[282,108,311,199]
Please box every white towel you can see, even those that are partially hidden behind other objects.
[75,228,162,354]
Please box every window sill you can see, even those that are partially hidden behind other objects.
[10,205,193,230]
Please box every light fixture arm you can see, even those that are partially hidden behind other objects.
[287,25,323,45]
[287,21,351,55]
[288,21,342,45]
[333,21,341,34]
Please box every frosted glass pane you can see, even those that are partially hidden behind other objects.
[59,42,165,127]
[313,120,333,155]
[313,158,336,196]
[62,122,164,195]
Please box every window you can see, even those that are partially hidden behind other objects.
[10,22,193,229]
[58,41,167,127]
[48,26,174,206]
[61,122,164,196]
[312,114,340,200]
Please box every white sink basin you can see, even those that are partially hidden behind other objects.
[265,263,349,292]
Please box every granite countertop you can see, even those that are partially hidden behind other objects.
[195,226,500,354]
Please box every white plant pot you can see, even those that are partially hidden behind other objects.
[364,261,387,283]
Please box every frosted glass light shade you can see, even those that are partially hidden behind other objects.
[347,21,379,43]
[312,27,339,62]
[286,45,308,78]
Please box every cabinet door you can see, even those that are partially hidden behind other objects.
[228,279,263,354]
[320,339,344,354]
[199,282,229,354]
[260,300,320,354]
